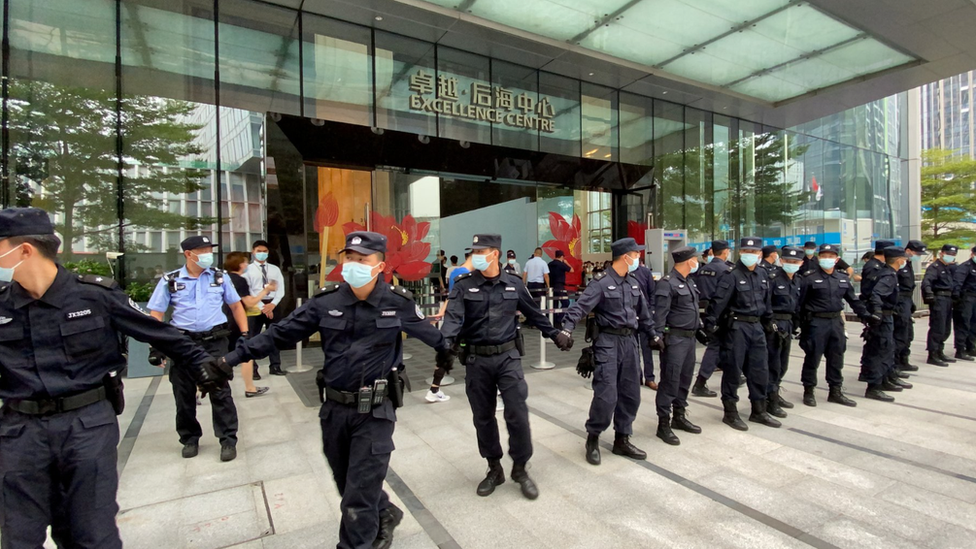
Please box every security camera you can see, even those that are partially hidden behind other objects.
[418,135,430,145]
[106,252,124,260]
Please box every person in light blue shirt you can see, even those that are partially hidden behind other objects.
[148,235,249,462]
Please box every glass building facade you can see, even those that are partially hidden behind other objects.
[0,0,913,303]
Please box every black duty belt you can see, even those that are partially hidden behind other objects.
[324,386,388,406]
[6,386,107,416]
[698,299,710,312]
[601,327,635,336]
[899,291,914,297]
[731,315,759,323]
[179,323,230,341]
[934,291,952,296]
[965,292,976,298]
[470,340,518,356]
[882,310,895,316]
[811,311,842,319]
[773,313,793,320]
[665,328,696,338]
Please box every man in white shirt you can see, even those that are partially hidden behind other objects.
[245,240,287,377]
[523,247,550,305]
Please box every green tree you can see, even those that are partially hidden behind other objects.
[8,80,214,259]
[921,148,976,250]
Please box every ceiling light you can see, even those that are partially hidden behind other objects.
[375,16,383,21]
[604,153,612,158]
[584,148,599,156]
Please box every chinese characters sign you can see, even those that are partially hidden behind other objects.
[407,70,556,133]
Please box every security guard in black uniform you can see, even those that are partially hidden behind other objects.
[0,208,226,549]
[952,245,976,361]
[442,234,572,499]
[922,244,959,366]
[704,237,780,431]
[760,245,780,278]
[653,246,704,446]
[148,235,249,462]
[562,237,654,465]
[797,244,870,407]
[860,246,913,402]
[800,241,819,272]
[692,239,734,397]
[895,240,926,371]
[765,246,804,416]
[223,231,454,549]
[857,239,895,382]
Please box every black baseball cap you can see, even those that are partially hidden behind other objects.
[181,235,219,251]
[781,246,803,260]
[507,250,516,258]
[942,244,959,254]
[761,244,778,258]
[340,231,387,255]
[873,239,895,253]
[611,237,640,257]
[883,246,906,259]
[804,241,818,249]
[467,234,501,251]
[0,207,57,240]
[819,243,840,255]
[739,237,762,252]
[671,246,697,264]
[906,240,927,253]
[711,240,729,253]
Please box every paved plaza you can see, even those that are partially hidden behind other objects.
[100,326,976,549]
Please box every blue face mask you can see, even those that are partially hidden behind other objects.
[805,249,815,257]
[782,263,801,274]
[739,253,760,267]
[255,252,269,262]
[193,252,214,270]
[819,258,837,270]
[472,252,494,272]
[625,255,639,273]
[341,262,379,288]
[689,261,699,274]
[0,244,25,283]
[945,255,956,263]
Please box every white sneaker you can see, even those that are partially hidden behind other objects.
[425,390,451,403]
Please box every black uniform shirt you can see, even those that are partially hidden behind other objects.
[561,268,653,335]
[759,260,780,279]
[861,257,884,285]
[695,257,733,305]
[654,269,700,332]
[227,281,446,392]
[705,261,772,329]
[921,260,956,300]
[897,261,916,293]
[769,269,801,315]
[952,259,976,297]
[0,266,212,400]
[798,266,868,317]
[442,270,556,345]
[865,266,899,316]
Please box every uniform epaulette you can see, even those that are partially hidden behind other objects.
[661,275,671,281]
[593,271,607,281]
[456,272,474,281]
[390,284,414,300]
[77,274,118,290]
[802,269,816,277]
[313,283,341,298]
[162,269,181,281]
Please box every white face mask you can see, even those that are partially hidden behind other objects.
[0,244,25,283]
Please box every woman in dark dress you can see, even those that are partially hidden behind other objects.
[225,252,270,397]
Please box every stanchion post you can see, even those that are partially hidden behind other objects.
[286,298,313,373]
[532,294,555,370]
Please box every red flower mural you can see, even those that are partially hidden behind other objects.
[541,212,583,288]
[327,212,432,283]
[314,192,339,233]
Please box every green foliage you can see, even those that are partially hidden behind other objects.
[63,258,113,277]
[921,148,976,250]
[124,282,155,303]
[8,80,217,259]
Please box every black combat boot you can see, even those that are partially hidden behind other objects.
[826,385,856,407]
[803,385,817,407]
[766,393,787,418]
[748,400,782,428]
[511,462,539,500]
[585,434,601,465]
[777,389,794,409]
[721,399,748,431]
[898,355,919,372]
[738,374,747,386]
[889,373,913,389]
[865,384,894,402]
[955,350,975,361]
[894,370,911,379]
[656,416,680,446]
[476,459,505,496]
[881,377,904,392]
[671,406,702,434]
[692,375,717,397]
[373,504,404,549]
[940,351,957,363]
[612,434,647,460]
[927,352,948,367]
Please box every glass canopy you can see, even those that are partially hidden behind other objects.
[422,0,916,103]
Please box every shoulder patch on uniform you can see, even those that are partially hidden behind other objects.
[314,283,341,298]
[802,270,816,276]
[390,285,414,300]
[700,270,715,277]
[593,271,607,281]
[456,272,474,281]
[77,274,118,290]
[128,298,151,316]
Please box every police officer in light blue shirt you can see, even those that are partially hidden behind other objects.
[149,235,250,462]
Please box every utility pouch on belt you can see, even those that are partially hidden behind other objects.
[315,369,327,403]
[458,342,471,366]
[515,328,525,356]
[388,366,405,408]
[584,315,599,343]
[104,369,125,415]
[576,347,595,379]
[212,327,232,340]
